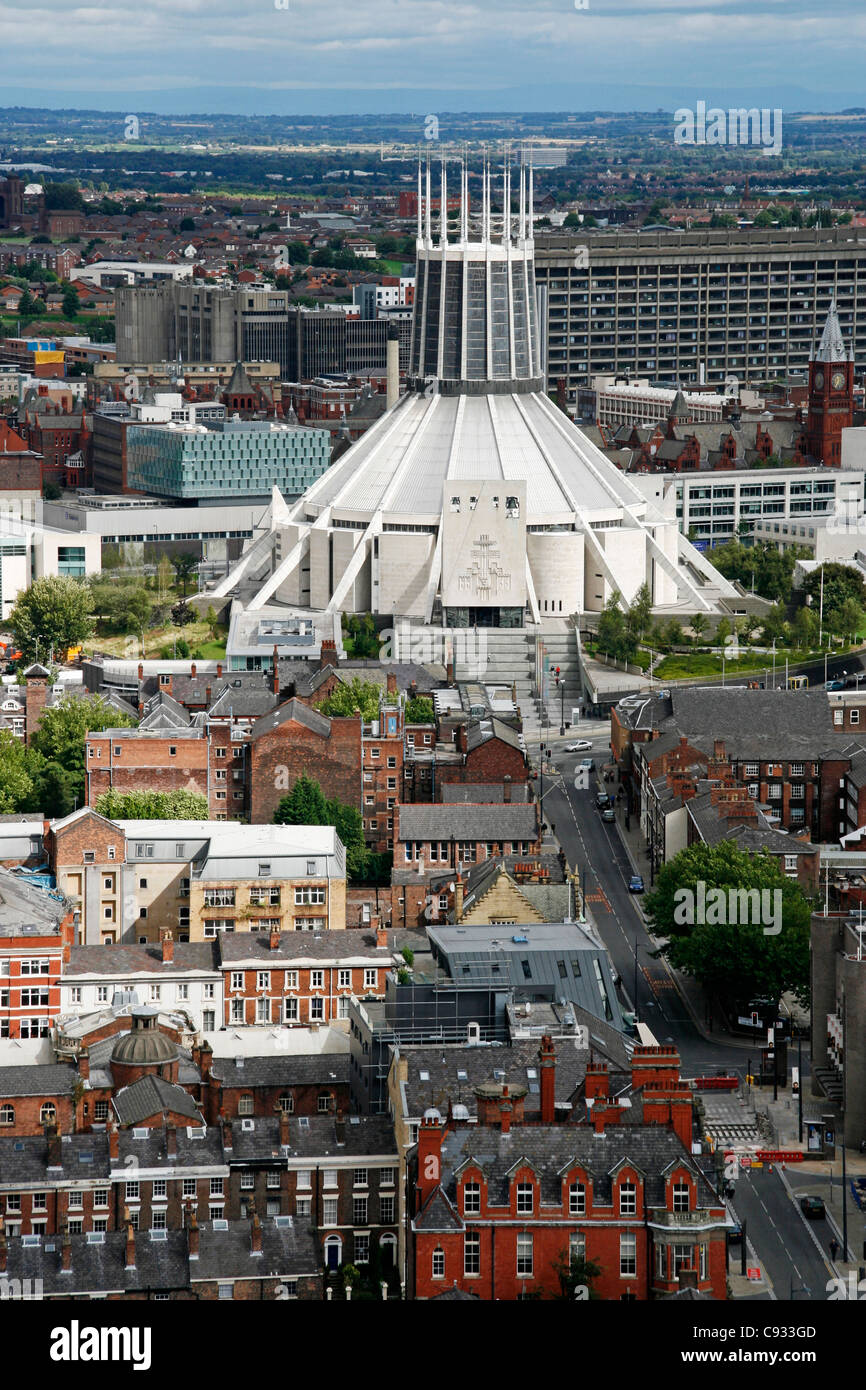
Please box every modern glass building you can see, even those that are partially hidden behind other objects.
[125,418,331,502]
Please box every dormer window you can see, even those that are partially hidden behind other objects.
[463,1180,481,1214]
[672,1181,691,1213]
[619,1180,637,1216]
[516,1181,534,1214]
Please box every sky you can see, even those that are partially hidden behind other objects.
[0,0,865,116]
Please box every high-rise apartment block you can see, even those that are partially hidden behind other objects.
[534,226,866,397]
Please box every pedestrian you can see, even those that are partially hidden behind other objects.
[829,1237,839,1262]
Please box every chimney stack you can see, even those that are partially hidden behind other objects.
[217,663,223,678]
[125,1214,136,1270]
[376,922,388,949]
[190,662,197,678]
[386,671,397,696]
[454,872,464,919]
[61,1224,72,1273]
[222,1112,233,1152]
[539,1034,556,1124]
[415,1114,444,1207]
[161,930,174,964]
[278,1104,290,1148]
[46,1120,63,1170]
[109,1122,119,1161]
[250,1202,262,1255]
[187,1207,200,1259]
[270,928,281,951]
[166,1125,177,1159]
[499,1087,513,1135]
[503,775,512,804]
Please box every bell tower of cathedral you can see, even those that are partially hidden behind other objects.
[805,302,854,466]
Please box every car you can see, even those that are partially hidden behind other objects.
[579,758,593,769]
[596,793,611,809]
[566,740,593,753]
[601,807,616,823]
[799,1195,825,1219]
[628,875,645,893]
[825,679,846,691]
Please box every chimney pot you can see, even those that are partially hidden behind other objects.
[270,928,281,951]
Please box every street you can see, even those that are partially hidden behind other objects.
[729,1166,836,1301]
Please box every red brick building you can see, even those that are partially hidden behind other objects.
[410,1043,728,1301]
[86,721,233,819]
[0,870,74,1040]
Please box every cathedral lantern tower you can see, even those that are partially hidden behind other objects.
[805,302,854,466]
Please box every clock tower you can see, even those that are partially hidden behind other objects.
[804,301,854,466]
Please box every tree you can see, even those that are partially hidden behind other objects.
[32,694,136,773]
[62,286,79,319]
[405,695,434,723]
[836,597,863,643]
[626,582,652,641]
[94,789,209,819]
[179,217,196,232]
[643,841,811,1007]
[171,600,196,627]
[551,1250,603,1300]
[273,773,369,880]
[792,605,819,651]
[90,579,152,635]
[42,181,84,212]
[803,563,866,630]
[171,552,199,597]
[690,613,708,643]
[9,575,93,663]
[317,677,382,721]
[0,731,38,812]
[42,480,61,501]
[596,591,637,665]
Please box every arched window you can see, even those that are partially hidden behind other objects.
[40,1102,56,1125]
[324,1234,342,1270]
[0,1104,14,1126]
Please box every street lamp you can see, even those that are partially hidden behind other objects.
[555,666,565,735]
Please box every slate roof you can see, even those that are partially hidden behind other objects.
[2,1229,189,1296]
[215,928,391,965]
[228,1113,397,1162]
[396,1038,590,1121]
[0,1131,110,1185]
[209,1053,350,1089]
[192,1216,321,1281]
[0,1064,76,1097]
[113,1074,202,1127]
[66,942,218,977]
[413,1127,722,1229]
[440,782,530,804]
[115,1123,224,1173]
[248,698,332,741]
[396,804,537,842]
[465,717,524,755]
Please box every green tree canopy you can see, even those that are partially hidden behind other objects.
[643,841,811,1007]
[31,694,136,780]
[596,591,638,665]
[0,731,38,812]
[273,772,369,880]
[9,575,94,663]
[94,788,209,819]
[405,695,434,723]
[317,677,383,721]
[803,562,866,625]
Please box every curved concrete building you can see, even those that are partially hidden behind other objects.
[215,157,736,631]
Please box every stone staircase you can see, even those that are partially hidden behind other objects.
[537,628,582,733]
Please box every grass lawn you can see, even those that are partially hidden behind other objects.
[85,621,227,662]
[653,644,852,681]
[378,259,405,274]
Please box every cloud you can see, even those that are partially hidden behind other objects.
[0,0,863,109]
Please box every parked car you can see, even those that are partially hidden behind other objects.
[566,740,593,752]
[825,679,845,691]
[596,793,611,809]
[800,1195,825,1219]
[628,875,645,893]
[601,807,616,823]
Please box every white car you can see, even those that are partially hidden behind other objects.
[566,740,592,752]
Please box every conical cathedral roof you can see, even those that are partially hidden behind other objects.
[814,301,848,362]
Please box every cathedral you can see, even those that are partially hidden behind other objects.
[214,157,738,635]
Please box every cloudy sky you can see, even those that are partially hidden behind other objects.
[0,0,863,115]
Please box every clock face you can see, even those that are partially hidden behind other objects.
[832,371,846,391]
[814,371,825,390]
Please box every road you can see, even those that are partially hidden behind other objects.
[536,736,747,1074]
[729,1166,836,1300]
